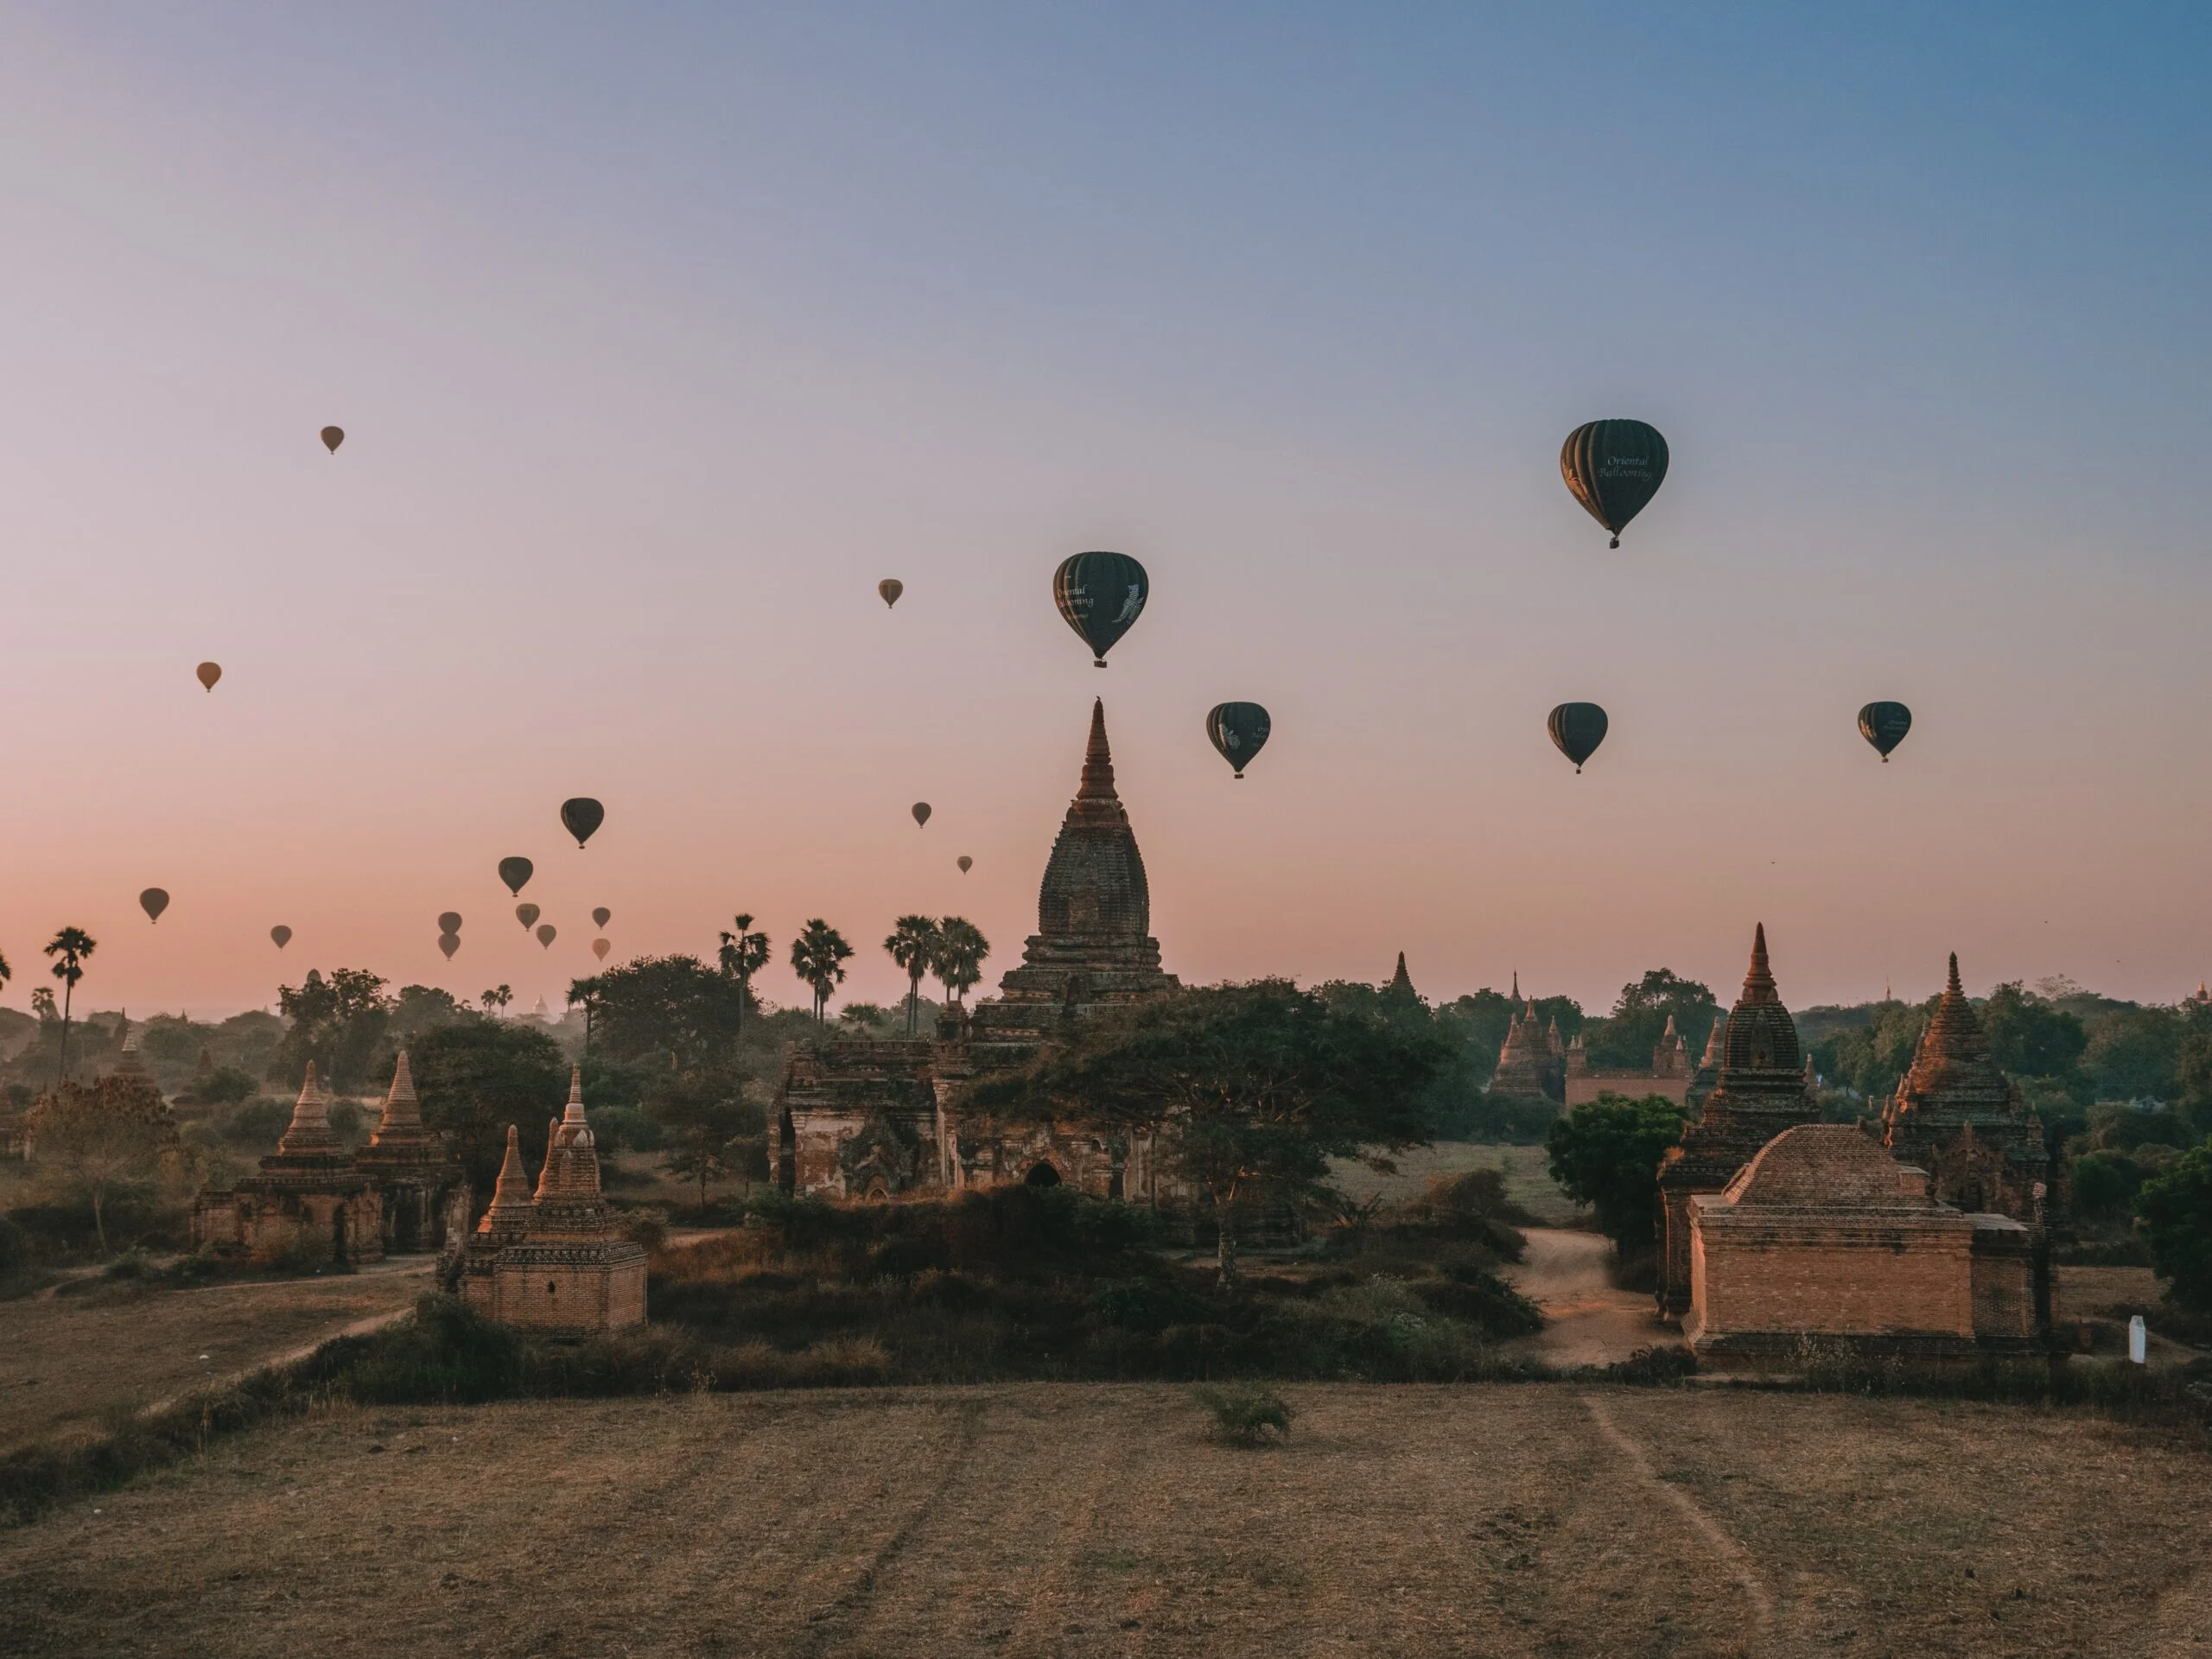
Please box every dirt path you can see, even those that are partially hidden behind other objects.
[1500,1227,1678,1367]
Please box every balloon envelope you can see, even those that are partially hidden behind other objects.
[516,903,540,930]
[591,906,611,928]
[1052,550,1149,665]
[195,662,221,693]
[1858,701,1913,761]
[320,426,344,454]
[270,925,291,949]
[879,579,903,608]
[437,912,463,935]
[1205,702,1273,778]
[498,857,533,896]
[537,924,557,949]
[1547,702,1610,772]
[912,802,931,827]
[438,933,460,960]
[560,798,604,849]
[140,887,169,924]
[957,855,972,874]
[1560,420,1669,546]
[592,938,612,961]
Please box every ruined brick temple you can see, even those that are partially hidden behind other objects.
[1563,1014,1694,1108]
[353,1051,471,1253]
[774,699,1190,1201]
[192,1063,385,1265]
[1488,976,1564,1105]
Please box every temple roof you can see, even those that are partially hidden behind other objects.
[1718,1125,1934,1210]
[1036,699,1151,940]
[1718,925,1802,1081]
[276,1063,340,1156]
[368,1051,426,1145]
[479,1125,537,1230]
[535,1067,603,1200]
[1884,953,2027,1142]
[1388,953,1415,996]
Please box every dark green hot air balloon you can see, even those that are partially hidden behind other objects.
[1205,702,1272,779]
[498,857,533,896]
[560,798,604,848]
[1052,551,1149,666]
[1858,702,1912,762]
[1548,702,1609,772]
[1560,420,1669,547]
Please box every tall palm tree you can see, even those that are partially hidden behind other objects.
[884,915,942,1034]
[43,927,97,1086]
[932,918,990,1007]
[789,920,853,1024]
[718,913,772,1035]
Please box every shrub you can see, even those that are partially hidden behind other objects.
[1192,1383,1291,1446]
[2070,1149,2145,1219]
[1606,1344,1699,1385]
[226,1097,292,1147]
[340,1294,524,1404]
[2136,1143,2212,1312]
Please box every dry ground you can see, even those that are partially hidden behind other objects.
[1,1382,2206,1658]
[1329,1141,1581,1224]
[0,1257,432,1454]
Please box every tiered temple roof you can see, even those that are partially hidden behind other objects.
[1491,977,1563,1102]
[1388,953,1415,997]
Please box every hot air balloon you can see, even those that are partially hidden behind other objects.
[1205,702,1272,779]
[438,933,461,960]
[1858,702,1913,762]
[516,903,541,930]
[560,798,604,849]
[1560,420,1669,547]
[321,426,344,454]
[140,888,169,924]
[879,579,903,608]
[437,912,462,935]
[1052,550,1149,666]
[912,803,931,827]
[537,924,557,949]
[592,906,611,928]
[592,938,612,961]
[1547,702,1609,772]
[270,925,292,950]
[498,857,533,896]
[957,855,972,874]
[196,662,221,693]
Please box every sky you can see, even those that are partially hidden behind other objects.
[1,3,2209,1022]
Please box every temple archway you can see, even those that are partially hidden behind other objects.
[1024,1161,1062,1187]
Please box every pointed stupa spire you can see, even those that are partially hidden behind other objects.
[1662,1013,1678,1040]
[1077,698,1117,800]
[1388,952,1414,995]
[1510,970,1520,1001]
[276,1061,339,1154]
[373,1050,423,1140]
[1739,924,1778,1005]
[1701,1014,1726,1065]
[562,1064,588,1126]
[479,1124,536,1229]
[536,1116,563,1199]
[1946,952,1963,998]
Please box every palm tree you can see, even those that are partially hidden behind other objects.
[932,918,990,1007]
[788,920,854,1024]
[718,913,772,1035]
[884,915,942,1034]
[43,927,97,1086]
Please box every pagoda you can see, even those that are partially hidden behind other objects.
[1655,925,1816,1321]
[191,1063,383,1265]
[354,1051,470,1254]
[1489,976,1563,1103]
[1386,953,1417,999]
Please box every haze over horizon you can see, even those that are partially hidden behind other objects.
[3,5,2209,1023]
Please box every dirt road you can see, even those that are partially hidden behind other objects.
[1502,1227,1678,1367]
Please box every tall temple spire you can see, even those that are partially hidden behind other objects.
[562,1065,588,1127]
[1946,952,1963,998]
[1739,923,1778,1005]
[1077,698,1116,800]
[277,1062,339,1155]
[1388,952,1414,995]
[483,1124,535,1222]
[1511,970,1520,1001]
[371,1050,424,1144]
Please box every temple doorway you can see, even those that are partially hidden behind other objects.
[1024,1161,1062,1187]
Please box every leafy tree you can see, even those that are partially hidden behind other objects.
[2177,1032,2212,1136]
[885,915,943,1035]
[1580,969,1719,1071]
[790,920,854,1024]
[974,980,1446,1287]
[837,1001,892,1033]
[582,956,747,1069]
[41,926,96,1086]
[2068,1148,2144,1221]
[2135,1143,2212,1312]
[717,914,772,1035]
[1980,982,2088,1079]
[29,988,55,1023]
[27,1075,175,1253]
[932,918,991,1007]
[273,968,393,1090]
[198,1066,260,1108]
[1545,1093,1688,1253]
[480,985,512,1016]
[2083,1006,2182,1103]
[409,1020,567,1196]
[391,985,473,1047]
[1809,998,1930,1102]
[645,1065,760,1211]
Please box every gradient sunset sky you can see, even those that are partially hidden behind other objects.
[3,5,2209,1021]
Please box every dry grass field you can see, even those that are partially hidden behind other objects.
[1,1381,2205,1657]
[1331,1141,1580,1225]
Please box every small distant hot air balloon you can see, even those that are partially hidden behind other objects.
[140,888,169,924]
[1858,702,1913,762]
[537,924,557,950]
[321,426,344,454]
[196,662,221,693]
[516,903,540,930]
[560,798,604,849]
[1560,420,1669,547]
[912,803,931,827]
[957,855,972,874]
[438,933,461,960]
[270,925,292,950]
[1205,702,1273,779]
[1052,551,1149,666]
[593,938,612,961]
[498,857,533,896]
[591,906,611,929]
[437,912,462,935]
[1547,702,1610,772]
[879,579,903,608]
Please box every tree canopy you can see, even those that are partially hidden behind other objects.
[2135,1142,2212,1312]
[573,955,747,1070]
[408,1020,568,1195]
[1544,1092,1687,1253]
[1578,969,1719,1071]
